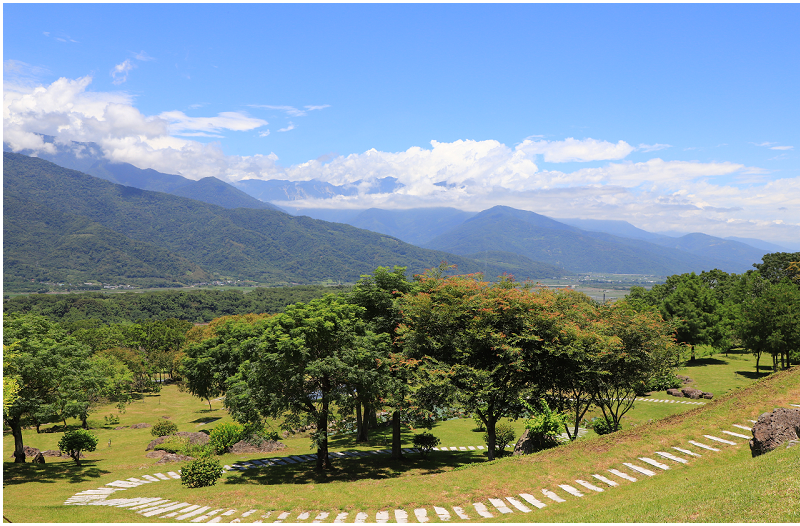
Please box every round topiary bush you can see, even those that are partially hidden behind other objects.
[151,420,178,437]
[209,422,244,454]
[484,422,516,456]
[412,431,441,458]
[58,429,98,466]
[180,456,224,488]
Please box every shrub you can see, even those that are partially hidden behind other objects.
[522,398,569,451]
[103,414,120,426]
[591,416,622,435]
[151,420,178,437]
[209,422,245,454]
[484,422,516,456]
[154,436,188,454]
[58,429,98,466]
[472,413,486,432]
[636,370,682,395]
[180,456,224,488]
[412,432,441,458]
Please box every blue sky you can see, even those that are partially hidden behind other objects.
[4,3,799,247]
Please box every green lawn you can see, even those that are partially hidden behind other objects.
[4,357,799,523]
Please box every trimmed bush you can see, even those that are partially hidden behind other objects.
[180,456,224,488]
[154,435,188,454]
[151,420,178,437]
[412,432,441,458]
[58,429,98,466]
[209,422,245,454]
[592,416,622,435]
[522,398,569,451]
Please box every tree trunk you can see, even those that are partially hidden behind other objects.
[315,396,331,470]
[486,415,497,461]
[756,351,761,373]
[207,397,212,411]
[81,415,89,429]
[391,411,403,460]
[355,400,365,443]
[7,416,26,463]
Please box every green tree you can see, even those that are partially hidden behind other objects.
[226,295,388,470]
[737,280,800,371]
[753,252,800,285]
[3,313,93,462]
[657,273,724,360]
[58,429,98,466]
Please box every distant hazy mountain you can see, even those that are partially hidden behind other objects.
[421,205,764,275]
[3,138,281,211]
[4,153,570,290]
[724,236,788,253]
[556,218,673,243]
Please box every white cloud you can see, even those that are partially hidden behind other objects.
[770,145,793,151]
[159,110,267,136]
[111,59,135,85]
[515,137,635,162]
[133,50,155,61]
[251,104,329,117]
[259,130,271,137]
[278,122,296,132]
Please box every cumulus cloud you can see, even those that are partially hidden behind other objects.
[111,59,135,85]
[515,137,635,162]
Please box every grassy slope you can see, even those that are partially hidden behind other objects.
[3,360,799,523]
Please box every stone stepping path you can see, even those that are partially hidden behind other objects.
[635,397,705,405]
[63,421,750,523]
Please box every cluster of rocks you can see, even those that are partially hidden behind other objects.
[130,423,152,429]
[145,431,210,451]
[750,407,800,457]
[145,450,195,463]
[9,446,83,464]
[228,439,287,454]
[666,387,713,400]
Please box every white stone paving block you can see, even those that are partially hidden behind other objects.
[477,446,485,450]
[575,480,604,492]
[77,488,120,495]
[312,512,329,523]
[282,457,298,463]
[459,447,467,451]
[118,497,163,508]
[608,469,637,482]
[452,506,470,519]
[221,509,238,516]
[176,506,210,520]
[241,509,259,517]
[558,484,584,497]
[376,511,389,523]
[732,424,752,431]
[432,447,440,451]
[207,518,223,523]
[704,434,736,445]
[748,419,757,423]
[275,511,291,522]
[131,499,171,510]
[334,512,349,523]
[472,503,493,518]
[450,447,458,451]
[673,446,702,457]
[623,463,655,476]
[789,404,800,408]
[296,511,311,520]
[142,474,160,482]
[192,508,224,522]
[414,508,429,522]
[518,493,546,509]
[468,446,476,450]
[591,474,618,487]
[127,477,151,484]
[722,430,751,439]
[541,489,566,503]
[488,498,513,514]
[639,457,670,470]
[434,506,451,520]
[505,497,531,513]
[141,502,192,517]
[168,471,182,479]
[688,440,720,451]
[656,451,688,464]
[354,512,368,523]
[162,504,201,518]
[106,480,140,488]
[394,509,408,523]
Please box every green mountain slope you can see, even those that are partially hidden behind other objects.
[3,194,212,288]
[3,153,568,286]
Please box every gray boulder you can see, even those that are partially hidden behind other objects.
[681,388,703,399]
[666,388,683,397]
[749,407,800,457]
[513,429,535,456]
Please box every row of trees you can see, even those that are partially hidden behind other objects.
[628,252,800,371]
[181,265,679,465]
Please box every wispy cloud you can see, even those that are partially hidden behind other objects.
[259,130,271,137]
[770,145,793,151]
[111,59,135,85]
[753,141,793,151]
[159,110,268,136]
[43,31,78,43]
[250,104,330,117]
[637,143,671,152]
[278,122,296,132]
[133,50,155,61]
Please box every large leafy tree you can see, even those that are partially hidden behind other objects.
[3,313,94,462]
[737,280,800,371]
[753,252,800,285]
[398,273,559,460]
[226,295,388,470]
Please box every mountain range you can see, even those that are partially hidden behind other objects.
[3,152,568,291]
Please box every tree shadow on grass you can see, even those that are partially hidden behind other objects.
[2,460,111,487]
[189,416,221,424]
[684,357,728,367]
[220,453,480,486]
[735,370,772,380]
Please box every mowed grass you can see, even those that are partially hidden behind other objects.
[4,355,799,523]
